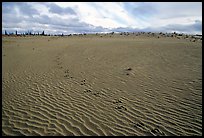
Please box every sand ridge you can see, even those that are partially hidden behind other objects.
[2,34,202,136]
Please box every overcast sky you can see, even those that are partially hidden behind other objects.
[2,2,202,35]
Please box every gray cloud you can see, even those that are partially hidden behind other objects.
[122,2,158,20]
[133,3,157,17]
[2,10,108,35]
[110,20,202,35]
[3,2,39,16]
[2,2,39,25]
[18,3,39,16]
[2,2,17,14]
[48,3,76,15]
[111,27,137,32]
[134,20,202,34]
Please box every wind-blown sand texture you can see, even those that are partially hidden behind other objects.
[2,34,202,136]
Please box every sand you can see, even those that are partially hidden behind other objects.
[2,34,202,136]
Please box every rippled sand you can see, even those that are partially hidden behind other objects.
[2,34,202,136]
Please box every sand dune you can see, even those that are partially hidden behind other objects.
[2,34,202,136]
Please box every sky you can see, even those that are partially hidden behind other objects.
[2,2,202,35]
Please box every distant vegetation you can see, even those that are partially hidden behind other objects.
[3,30,48,36]
[2,30,202,41]
[2,30,87,37]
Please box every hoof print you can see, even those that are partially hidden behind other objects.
[80,79,86,85]
[124,67,132,76]
[84,89,92,93]
[65,69,69,73]
[93,92,100,97]
[113,99,123,104]
[64,75,69,78]
[126,67,132,71]
[113,98,127,111]
[115,105,127,111]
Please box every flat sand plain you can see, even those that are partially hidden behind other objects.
[2,34,202,136]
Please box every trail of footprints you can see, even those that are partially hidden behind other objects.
[54,53,103,98]
[55,54,63,69]
[111,97,165,136]
[54,53,134,101]
[4,57,170,136]
[55,55,132,127]
[35,55,166,135]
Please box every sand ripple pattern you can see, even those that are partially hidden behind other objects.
[2,37,202,136]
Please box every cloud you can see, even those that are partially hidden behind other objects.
[47,3,76,15]
[3,2,39,17]
[110,19,202,35]
[18,3,39,16]
[2,2,202,35]
[163,20,202,34]
[122,2,158,19]
[155,2,202,19]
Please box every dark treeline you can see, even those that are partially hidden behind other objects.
[3,30,88,37]
[4,30,48,36]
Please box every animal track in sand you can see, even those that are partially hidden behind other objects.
[64,69,69,74]
[112,99,123,104]
[83,88,101,97]
[84,89,92,93]
[112,98,127,111]
[115,105,127,111]
[64,69,73,79]
[126,67,132,71]
[53,53,65,70]
[80,79,86,85]
[124,67,133,76]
